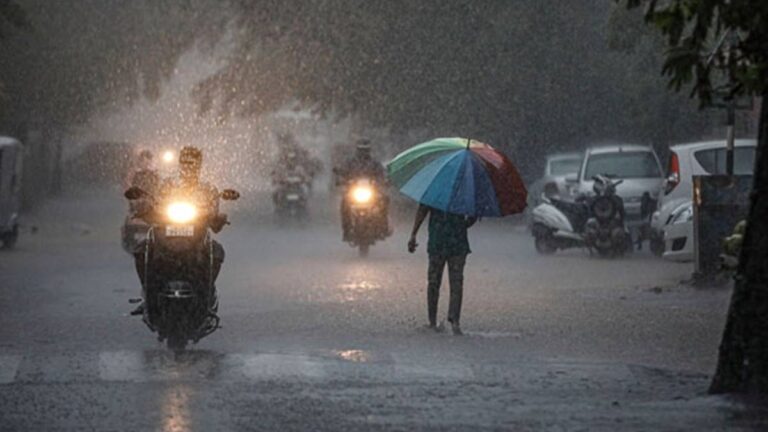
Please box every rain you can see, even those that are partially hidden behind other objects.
[1,1,767,430]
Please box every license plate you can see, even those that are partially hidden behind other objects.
[166,225,194,237]
[286,194,300,201]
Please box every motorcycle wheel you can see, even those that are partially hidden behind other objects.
[534,236,556,255]
[167,331,187,353]
[358,243,370,257]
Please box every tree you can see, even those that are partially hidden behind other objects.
[621,0,768,393]
[194,0,708,179]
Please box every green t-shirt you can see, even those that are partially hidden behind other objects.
[427,208,471,256]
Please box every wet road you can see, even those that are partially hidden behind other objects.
[0,189,764,431]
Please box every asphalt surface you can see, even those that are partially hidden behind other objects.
[1,188,766,431]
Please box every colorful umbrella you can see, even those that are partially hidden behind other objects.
[387,137,527,217]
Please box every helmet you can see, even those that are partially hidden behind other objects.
[356,139,372,156]
[179,146,203,179]
[138,149,153,161]
[179,146,203,166]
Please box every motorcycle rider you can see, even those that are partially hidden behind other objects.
[126,149,160,194]
[271,149,309,206]
[129,146,227,314]
[273,132,322,190]
[336,139,390,241]
[122,150,160,253]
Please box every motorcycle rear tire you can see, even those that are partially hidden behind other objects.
[167,332,187,353]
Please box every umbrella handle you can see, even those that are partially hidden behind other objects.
[466,138,471,149]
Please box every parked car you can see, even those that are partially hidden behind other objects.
[651,139,757,262]
[569,144,664,244]
[526,152,583,212]
[0,136,24,248]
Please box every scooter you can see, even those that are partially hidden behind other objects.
[343,177,391,257]
[125,185,240,352]
[531,175,630,257]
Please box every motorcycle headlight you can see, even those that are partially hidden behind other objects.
[671,204,693,225]
[167,202,198,224]
[162,150,176,164]
[351,186,374,204]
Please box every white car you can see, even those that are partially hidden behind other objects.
[570,144,664,241]
[651,139,757,261]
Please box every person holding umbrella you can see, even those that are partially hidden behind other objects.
[408,205,476,334]
[387,137,527,335]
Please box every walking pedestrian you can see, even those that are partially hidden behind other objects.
[408,204,476,335]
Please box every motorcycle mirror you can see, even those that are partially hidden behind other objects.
[124,186,146,200]
[221,189,240,201]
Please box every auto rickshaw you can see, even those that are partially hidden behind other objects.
[0,136,23,248]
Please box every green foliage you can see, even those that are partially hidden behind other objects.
[0,0,28,39]
[622,0,768,105]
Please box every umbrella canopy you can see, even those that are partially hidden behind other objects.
[387,137,527,217]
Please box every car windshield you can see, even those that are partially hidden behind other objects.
[584,151,661,179]
[548,158,582,176]
[694,147,755,175]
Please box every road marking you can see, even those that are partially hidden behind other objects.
[99,351,144,381]
[14,353,95,383]
[392,354,474,380]
[226,354,326,380]
[0,355,22,384]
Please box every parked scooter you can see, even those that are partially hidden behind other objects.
[531,175,630,257]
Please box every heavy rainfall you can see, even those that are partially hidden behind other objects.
[1,1,768,431]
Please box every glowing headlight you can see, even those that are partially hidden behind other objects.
[162,150,176,164]
[351,186,373,204]
[167,202,198,223]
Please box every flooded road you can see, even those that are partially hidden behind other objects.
[1,189,761,431]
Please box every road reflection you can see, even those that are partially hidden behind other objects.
[337,262,384,302]
[160,383,193,432]
[335,349,372,363]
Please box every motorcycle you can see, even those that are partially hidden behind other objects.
[531,175,630,257]
[344,177,390,257]
[124,185,240,352]
[274,173,308,219]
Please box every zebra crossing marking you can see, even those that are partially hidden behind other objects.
[0,355,21,384]
[227,353,326,380]
[99,351,144,381]
[1,350,482,384]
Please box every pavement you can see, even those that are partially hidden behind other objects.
[1,188,766,431]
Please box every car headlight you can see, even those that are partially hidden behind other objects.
[351,186,374,204]
[671,204,693,225]
[167,202,198,223]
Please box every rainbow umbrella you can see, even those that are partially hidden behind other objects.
[387,137,527,217]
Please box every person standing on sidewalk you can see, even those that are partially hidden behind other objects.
[408,204,477,335]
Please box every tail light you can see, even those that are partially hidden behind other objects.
[664,152,680,195]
